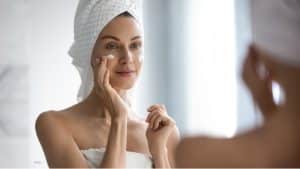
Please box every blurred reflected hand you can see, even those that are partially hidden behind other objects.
[242,44,277,119]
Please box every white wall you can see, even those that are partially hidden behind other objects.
[135,0,169,117]
[185,0,237,137]
[0,0,78,167]
[235,0,263,133]
[1,0,31,167]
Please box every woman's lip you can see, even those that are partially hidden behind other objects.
[115,71,136,77]
[115,71,136,73]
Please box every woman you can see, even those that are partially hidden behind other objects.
[35,0,180,168]
[176,0,300,167]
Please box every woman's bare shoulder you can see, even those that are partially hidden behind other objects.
[35,109,89,167]
[35,105,80,137]
[35,103,81,129]
[35,111,69,137]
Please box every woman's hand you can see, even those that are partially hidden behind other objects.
[93,55,130,119]
[242,45,277,119]
[93,56,128,168]
[145,104,176,156]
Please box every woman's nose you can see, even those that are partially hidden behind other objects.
[120,47,133,64]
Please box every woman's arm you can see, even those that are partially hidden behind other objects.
[151,147,170,168]
[166,127,180,167]
[99,115,127,168]
[151,127,180,168]
[36,112,89,168]
[176,128,271,168]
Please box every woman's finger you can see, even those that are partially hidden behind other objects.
[149,111,161,129]
[146,111,157,128]
[147,105,159,112]
[146,109,160,123]
[146,108,157,122]
[145,115,151,123]
[104,66,111,90]
[242,45,277,119]
[147,104,165,113]
[146,111,156,124]
[147,107,159,114]
[101,54,115,88]
[153,115,163,130]
[98,57,107,85]
[242,45,261,86]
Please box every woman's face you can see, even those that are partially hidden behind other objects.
[91,15,143,90]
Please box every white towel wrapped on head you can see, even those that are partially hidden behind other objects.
[69,0,143,101]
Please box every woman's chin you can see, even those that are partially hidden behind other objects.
[111,82,136,91]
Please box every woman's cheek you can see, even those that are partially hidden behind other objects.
[136,58,143,74]
[140,56,144,65]
[138,49,144,62]
[106,59,119,72]
[106,60,113,69]
[135,51,144,62]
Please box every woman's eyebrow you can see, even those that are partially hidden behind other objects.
[131,36,141,41]
[100,35,120,41]
[100,35,142,41]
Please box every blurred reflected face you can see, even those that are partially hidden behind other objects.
[91,15,143,90]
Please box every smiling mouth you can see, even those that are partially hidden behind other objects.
[115,71,136,77]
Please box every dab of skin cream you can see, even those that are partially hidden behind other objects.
[106,54,114,59]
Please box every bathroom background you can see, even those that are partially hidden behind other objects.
[0,0,260,167]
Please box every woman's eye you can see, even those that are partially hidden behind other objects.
[106,43,119,50]
[130,42,142,49]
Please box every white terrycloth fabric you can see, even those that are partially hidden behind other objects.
[81,148,153,168]
[251,0,300,67]
[69,0,143,101]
